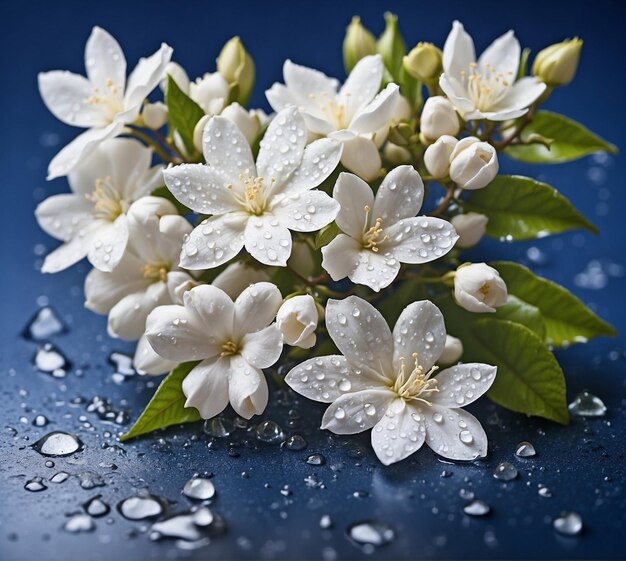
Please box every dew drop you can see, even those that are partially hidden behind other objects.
[306,453,326,466]
[282,434,307,451]
[64,514,95,533]
[493,462,518,481]
[568,391,607,417]
[24,476,47,492]
[334,407,346,420]
[33,343,70,378]
[84,495,110,517]
[459,430,473,444]
[553,512,583,536]
[347,520,395,549]
[515,441,537,457]
[118,495,165,520]
[255,420,285,443]
[23,307,66,340]
[463,500,490,516]
[183,476,215,500]
[203,416,235,438]
[32,431,84,457]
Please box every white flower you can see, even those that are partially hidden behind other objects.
[266,55,400,180]
[276,295,318,349]
[438,335,464,365]
[454,263,508,313]
[35,138,163,273]
[321,166,458,292]
[419,96,460,141]
[439,21,546,121]
[84,196,193,340]
[38,26,172,179]
[163,107,342,269]
[449,137,498,190]
[423,135,458,178]
[145,283,284,419]
[211,261,271,300]
[285,296,497,465]
[450,212,489,248]
[193,103,261,151]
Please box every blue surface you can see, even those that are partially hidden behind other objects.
[1,1,625,560]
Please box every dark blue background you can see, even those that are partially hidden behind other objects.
[1,1,625,560]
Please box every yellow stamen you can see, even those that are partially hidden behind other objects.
[361,205,389,252]
[85,177,126,221]
[220,340,239,357]
[142,262,170,283]
[392,353,439,405]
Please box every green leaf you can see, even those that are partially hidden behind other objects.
[439,296,568,424]
[164,74,205,155]
[494,294,545,338]
[492,261,616,347]
[314,222,341,249]
[120,362,202,441]
[505,111,617,164]
[464,175,598,240]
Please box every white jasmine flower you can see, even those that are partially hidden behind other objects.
[276,295,318,349]
[35,138,163,273]
[39,26,172,179]
[438,335,464,365]
[145,283,284,419]
[450,212,489,248]
[454,263,508,313]
[285,296,497,465]
[84,196,193,340]
[163,107,342,269]
[321,166,458,292]
[449,137,499,190]
[439,21,546,121]
[266,55,400,180]
[423,135,458,178]
[419,96,460,141]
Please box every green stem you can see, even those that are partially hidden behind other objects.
[128,127,177,163]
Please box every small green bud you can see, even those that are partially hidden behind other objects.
[217,37,255,106]
[377,12,406,78]
[532,38,582,87]
[403,42,443,82]
[343,16,377,73]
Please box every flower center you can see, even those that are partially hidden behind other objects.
[142,262,170,283]
[309,91,350,130]
[392,353,439,405]
[361,205,389,252]
[230,174,275,216]
[462,62,513,112]
[220,340,239,357]
[87,78,124,121]
[86,176,127,222]
[479,282,491,296]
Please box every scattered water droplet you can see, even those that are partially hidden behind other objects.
[203,416,235,438]
[515,441,537,457]
[50,471,69,483]
[24,476,47,492]
[84,495,110,517]
[85,396,130,425]
[463,500,490,516]
[33,343,70,378]
[347,520,395,549]
[108,352,136,384]
[493,462,518,481]
[23,307,66,340]
[183,477,215,500]
[118,495,165,520]
[32,431,84,457]
[320,514,333,529]
[568,391,607,417]
[553,512,583,536]
[150,507,226,543]
[64,514,95,533]
[306,453,326,466]
[459,430,473,444]
[32,415,49,427]
[282,435,307,451]
[255,420,284,443]
[538,486,552,498]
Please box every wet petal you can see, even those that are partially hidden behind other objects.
[279,138,343,194]
[35,194,92,242]
[202,116,256,180]
[348,83,399,135]
[338,54,384,118]
[87,214,129,272]
[345,249,401,292]
[271,190,339,232]
[228,356,268,419]
[423,405,488,460]
[320,234,362,283]
[333,172,374,238]
[85,26,127,90]
[371,165,424,224]
[240,324,283,369]
[133,334,177,376]
[430,363,497,408]
[244,214,292,267]
[182,357,231,419]
[233,281,282,335]
[182,284,234,342]
[321,388,394,434]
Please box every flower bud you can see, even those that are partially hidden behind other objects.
[384,143,412,165]
[343,16,377,73]
[449,137,498,190]
[220,102,262,145]
[211,261,270,300]
[276,295,318,349]
[193,115,211,152]
[166,271,203,305]
[423,134,458,178]
[142,102,168,130]
[454,263,508,313]
[450,212,489,248]
[403,42,443,82]
[163,62,190,94]
[189,72,229,115]
[377,12,406,76]
[419,96,460,142]
[438,335,463,365]
[288,241,315,278]
[217,36,255,106]
[532,38,582,87]
[127,196,177,227]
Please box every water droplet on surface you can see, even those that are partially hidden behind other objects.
[568,391,607,417]
[32,415,49,427]
[85,396,130,425]
[118,495,165,520]
[150,507,225,542]
[515,441,537,457]
[64,514,95,533]
[347,521,395,549]
[553,512,583,536]
[203,416,235,438]
[255,420,284,443]
[183,477,215,500]
[32,431,84,457]
[77,471,105,490]
[25,477,47,492]
[306,453,326,466]
[463,500,491,516]
[538,486,552,498]
[33,343,70,378]
[282,435,307,451]
[493,462,518,481]
[50,472,69,483]
[108,352,136,383]
[320,514,332,529]
[84,495,110,517]
[23,307,66,340]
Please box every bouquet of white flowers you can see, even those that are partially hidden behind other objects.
[35,14,616,465]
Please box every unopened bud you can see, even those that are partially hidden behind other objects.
[450,212,489,248]
[343,16,377,73]
[532,38,582,87]
[217,37,255,106]
[142,102,168,130]
[403,42,443,82]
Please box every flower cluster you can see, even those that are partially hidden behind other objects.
[36,18,615,465]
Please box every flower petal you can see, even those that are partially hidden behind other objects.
[180,213,247,270]
[320,388,394,434]
[285,355,385,403]
[145,304,220,362]
[202,116,256,181]
[240,324,283,369]
[87,215,129,272]
[96,138,154,199]
[371,400,426,465]
[271,190,339,232]
[279,138,343,194]
[228,355,268,419]
[244,214,292,267]
[133,334,177,375]
[154,215,193,262]
[438,74,475,115]
[182,357,231,419]
[348,83,399,135]
[212,262,270,300]
[265,82,296,112]
[85,26,126,90]
[182,284,234,342]
[392,300,446,374]
[41,234,90,273]
[430,363,497,408]
[442,21,476,79]
[346,249,401,292]
[423,405,488,460]
[338,54,383,118]
[494,77,547,113]
[321,234,363,282]
[333,172,374,238]
[381,216,458,264]
[340,136,381,181]
[35,194,92,242]
[233,281,282,335]
[478,29,520,78]
[38,71,108,127]
[163,163,239,214]
[371,165,424,224]
[283,59,339,110]
[326,295,394,374]
[124,42,173,109]
[256,107,307,187]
